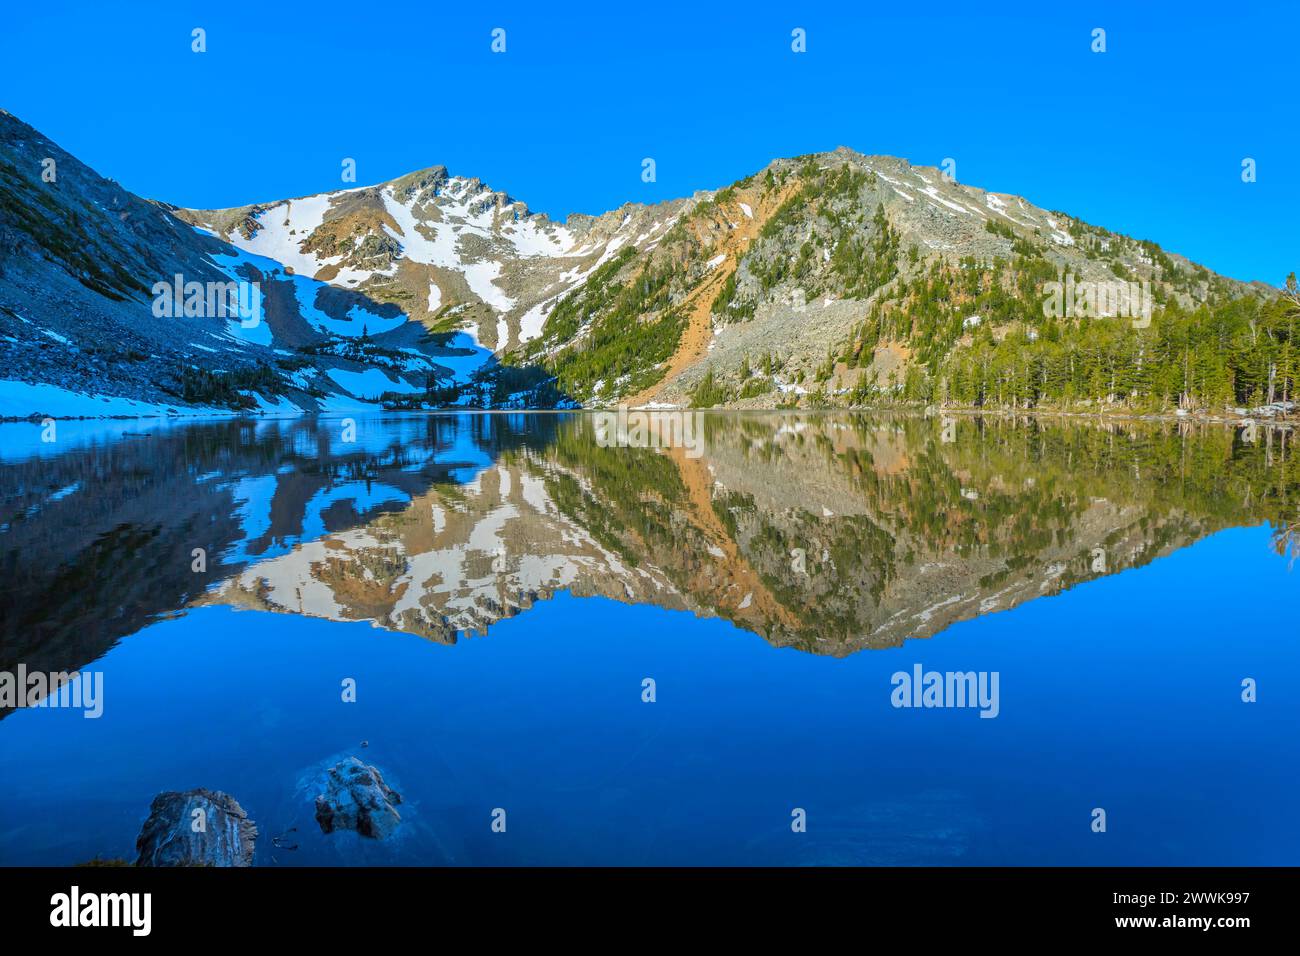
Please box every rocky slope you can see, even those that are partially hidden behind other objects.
[509,148,1279,410]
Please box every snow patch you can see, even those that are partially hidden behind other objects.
[326,367,422,399]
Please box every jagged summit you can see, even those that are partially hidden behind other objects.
[172,161,693,356]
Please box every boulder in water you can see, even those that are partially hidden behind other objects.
[314,757,402,839]
[135,789,257,867]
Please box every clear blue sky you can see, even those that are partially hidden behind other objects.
[2,0,1295,285]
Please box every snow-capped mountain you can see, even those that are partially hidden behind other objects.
[0,107,689,418]
[0,109,459,416]
[173,166,692,356]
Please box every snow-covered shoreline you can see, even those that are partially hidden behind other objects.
[0,378,409,422]
[0,379,242,420]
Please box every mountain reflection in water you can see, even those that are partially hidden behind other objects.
[2,412,1298,682]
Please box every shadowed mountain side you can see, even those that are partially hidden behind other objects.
[0,110,572,414]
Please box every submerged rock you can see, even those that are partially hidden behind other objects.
[134,789,258,867]
[314,757,402,839]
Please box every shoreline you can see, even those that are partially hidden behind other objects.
[4,400,1296,427]
[925,405,1297,428]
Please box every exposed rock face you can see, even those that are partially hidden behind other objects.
[314,757,402,839]
[134,789,257,867]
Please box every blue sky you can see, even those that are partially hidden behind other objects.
[2,0,1295,284]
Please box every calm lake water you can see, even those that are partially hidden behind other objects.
[1,411,1297,865]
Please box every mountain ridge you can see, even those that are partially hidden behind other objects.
[0,108,1289,419]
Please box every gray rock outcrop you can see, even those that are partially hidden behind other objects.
[134,788,257,867]
[314,757,402,839]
